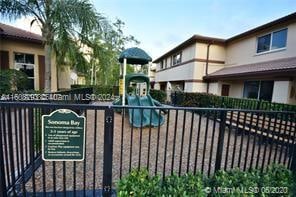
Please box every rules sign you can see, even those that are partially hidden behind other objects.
[42,109,86,161]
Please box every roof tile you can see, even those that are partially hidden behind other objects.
[206,57,296,78]
[0,23,43,44]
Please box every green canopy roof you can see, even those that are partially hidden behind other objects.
[119,47,152,65]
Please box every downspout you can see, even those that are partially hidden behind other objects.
[206,43,212,93]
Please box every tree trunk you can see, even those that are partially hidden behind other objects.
[44,44,52,93]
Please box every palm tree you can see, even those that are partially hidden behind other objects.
[0,0,103,92]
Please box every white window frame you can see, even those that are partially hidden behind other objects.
[14,53,35,88]
[243,80,274,100]
[160,61,164,70]
[256,28,287,54]
[172,52,182,66]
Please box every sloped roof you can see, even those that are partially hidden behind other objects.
[153,12,296,63]
[204,57,296,80]
[227,12,296,43]
[0,23,43,44]
[153,35,225,63]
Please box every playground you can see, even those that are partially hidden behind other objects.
[1,48,294,196]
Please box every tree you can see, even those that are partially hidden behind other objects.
[88,19,140,86]
[0,0,104,92]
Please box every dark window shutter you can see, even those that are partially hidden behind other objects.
[38,55,45,90]
[0,51,9,70]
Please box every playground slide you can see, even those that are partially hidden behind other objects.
[127,95,164,127]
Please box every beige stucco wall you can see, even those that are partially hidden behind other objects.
[186,82,207,93]
[207,63,225,75]
[228,81,244,98]
[182,44,196,62]
[211,80,296,104]
[195,43,226,61]
[155,62,196,82]
[288,78,296,104]
[154,83,160,90]
[50,53,57,92]
[208,82,221,95]
[272,81,290,103]
[155,42,226,84]
[195,43,226,77]
[272,78,296,104]
[57,66,71,90]
[226,23,296,66]
[1,39,57,92]
[156,43,196,71]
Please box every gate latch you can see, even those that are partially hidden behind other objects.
[106,116,113,123]
[103,185,111,192]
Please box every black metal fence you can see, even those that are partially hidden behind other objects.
[0,102,295,196]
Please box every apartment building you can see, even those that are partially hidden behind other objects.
[0,23,80,92]
[153,12,296,104]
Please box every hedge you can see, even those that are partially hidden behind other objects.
[117,164,295,196]
[171,92,296,112]
[0,69,29,94]
[150,89,166,103]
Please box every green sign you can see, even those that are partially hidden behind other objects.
[42,109,85,161]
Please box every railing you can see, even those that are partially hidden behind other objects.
[0,102,295,196]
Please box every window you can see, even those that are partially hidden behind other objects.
[172,52,182,66]
[160,61,164,69]
[14,53,35,90]
[243,80,274,101]
[164,59,167,68]
[257,28,287,53]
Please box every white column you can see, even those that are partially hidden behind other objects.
[147,62,151,77]
[122,58,127,106]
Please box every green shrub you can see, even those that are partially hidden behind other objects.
[210,168,261,196]
[162,173,206,196]
[0,69,29,93]
[171,92,296,112]
[71,85,118,95]
[71,84,89,89]
[93,85,113,95]
[150,89,167,103]
[210,165,294,196]
[261,164,294,196]
[117,169,162,196]
[117,165,295,196]
[117,170,206,197]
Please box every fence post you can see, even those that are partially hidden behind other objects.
[102,107,114,197]
[215,110,227,172]
[0,107,7,197]
[291,145,296,172]
[291,115,296,172]
[0,145,7,197]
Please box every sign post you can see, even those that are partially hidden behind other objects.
[42,109,86,161]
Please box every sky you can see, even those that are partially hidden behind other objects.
[2,0,296,59]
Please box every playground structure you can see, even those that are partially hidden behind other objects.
[113,47,165,127]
